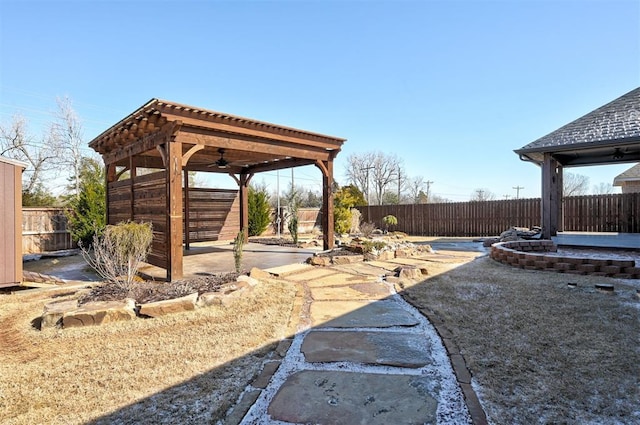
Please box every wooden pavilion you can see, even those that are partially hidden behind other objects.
[515,87,640,239]
[89,99,346,281]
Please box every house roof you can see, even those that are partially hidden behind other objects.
[0,155,27,169]
[613,163,640,186]
[515,87,640,166]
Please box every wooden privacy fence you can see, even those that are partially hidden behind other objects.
[22,208,75,253]
[358,193,640,237]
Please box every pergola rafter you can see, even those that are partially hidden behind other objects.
[90,98,346,281]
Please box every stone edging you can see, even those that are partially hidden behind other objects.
[490,240,640,279]
[40,275,261,329]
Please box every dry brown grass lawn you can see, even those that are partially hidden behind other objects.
[400,253,640,425]
[0,278,297,424]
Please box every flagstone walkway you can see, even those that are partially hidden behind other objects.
[224,256,487,425]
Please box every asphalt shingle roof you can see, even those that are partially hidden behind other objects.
[613,163,640,185]
[516,87,640,155]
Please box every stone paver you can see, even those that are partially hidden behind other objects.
[306,272,366,288]
[301,330,432,368]
[310,300,420,328]
[310,283,391,301]
[267,370,438,425]
[284,267,340,282]
[233,253,480,425]
[264,263,313,277]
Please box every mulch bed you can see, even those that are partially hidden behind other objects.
[249,237,299,247]
[78,272,239,305]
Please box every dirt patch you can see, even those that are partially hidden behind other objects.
[400,256,640,424]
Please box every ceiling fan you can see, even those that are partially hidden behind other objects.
[214,148,229,169]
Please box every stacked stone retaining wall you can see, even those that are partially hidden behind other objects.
[490,240,640,279]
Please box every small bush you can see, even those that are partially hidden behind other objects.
[360,240,388,254]
[233,230,246,273]
[82,221,153,289]
[288,215,299,245]
[248,185,272,236]
[359,221,376,237]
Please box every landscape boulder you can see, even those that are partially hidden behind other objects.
[62,298,137,328]
[138,293,198,318]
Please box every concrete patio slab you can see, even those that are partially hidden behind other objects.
[267,370,438,425]
[310,299,420,328]
[301,330,433,368]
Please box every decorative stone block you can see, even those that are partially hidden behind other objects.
[250,267,273,279]
[138,293,198,318]
[308,256,332,266]
[600,265,621,275]
[62,298,136,328]
[332,255,364,265]
[41,299,78,329]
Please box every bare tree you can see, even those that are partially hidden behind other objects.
[592,182,615,194]
[407,176,426,203]
[470,188,497,201]
[563,172,590,197]
[0,114,60,194]
[345,151,375,202]
[345,151,403,205]
[53,96,86,198]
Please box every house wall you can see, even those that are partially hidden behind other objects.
[621,181,640,194]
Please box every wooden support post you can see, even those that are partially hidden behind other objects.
[541,153,561,239]
[184,169,190,250]
[129,155,136,221]
[166,140,184,281]
[316,158,335,250]
[238,172,254,240]
[106,163,116,225]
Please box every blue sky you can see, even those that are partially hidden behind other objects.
[1,0,638,201]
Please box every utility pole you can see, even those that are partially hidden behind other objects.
[513,185,524,199]
[425,180,433,203]
[361,166,374,220]
[397,168,401,204]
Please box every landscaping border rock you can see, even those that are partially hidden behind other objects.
[40,272,266,329]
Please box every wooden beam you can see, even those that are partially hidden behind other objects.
[103,121,182,165]
[181,144,204,167]
[166,140,184,281]
[177,127,334,161]
[159,111,343,151]
[245,158,316,174]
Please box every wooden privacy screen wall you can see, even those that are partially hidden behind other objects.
[108,171,240,270]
